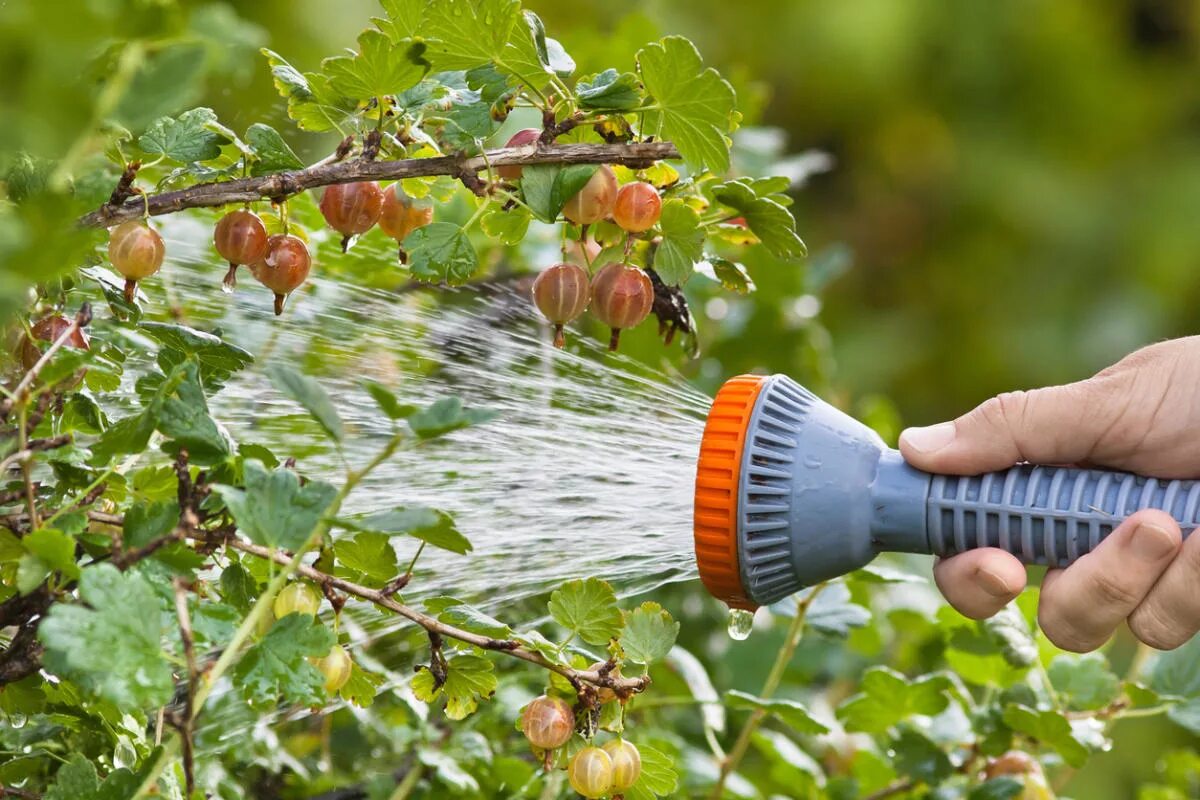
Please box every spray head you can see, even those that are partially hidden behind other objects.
[694,374,1200,609]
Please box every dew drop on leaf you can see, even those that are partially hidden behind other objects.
[727,608,754,641]
[113,737,136,769]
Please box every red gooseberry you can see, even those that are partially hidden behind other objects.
[589,263,654,351]
[531,263,590,348]
[251,234,312,316]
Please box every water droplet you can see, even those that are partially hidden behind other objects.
[727,608,755,641]
[7,712,26,729]
[113,737,136,769]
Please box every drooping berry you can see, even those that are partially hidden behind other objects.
[273,582,321,619]
[378,184,434,259]
[531,263,590,348]
[310,644,353,693]
[320,181,384,250]
[497,128,541,180]
[590,263,654,351]
[214,209,269,291]
[568,746,614,799]
[602,739,642,791]
[19,316,90,371]
[521,695,575,750]
[251,234,311,316]
[612,181,662,233]
[563,165,617,225]
[108,220,165,301]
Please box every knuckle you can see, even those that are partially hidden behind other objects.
[1087,572,1142,609]
[1128,607,1189,651]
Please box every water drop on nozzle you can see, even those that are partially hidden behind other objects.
[727,608,754,641]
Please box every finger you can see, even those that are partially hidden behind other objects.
[1038,510,1181,652]
[933,549,1027,620]
[1128,526,1200,650]
[898,378,1125,475]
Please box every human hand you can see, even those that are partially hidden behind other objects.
[899,337,1200,651]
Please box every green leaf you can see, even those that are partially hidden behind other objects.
[266,363,344,442]
[481,206,531,245]
[341,661,385,708]
[375,0,427,41]
[38,564,174,707]
[261,48,358,133]
[354,505,473,554]
[43,753,142,800]
[220,562,257,614]
[1150,635,1200,699]
[968,778,1025,800]
[419,749,480,794]
[711,178,806,259]
[335,532,399,588]
[412,653,497,720]
[653,200,703,285]
[890,727,953,784]
[138,321,254,388]
[520,164,597,223]
[246,123,304,175]
[624,744,678,800]
[548,577,623,646]
[234,612,335,708]
[702,257,755,294]
[21,527,79,582]
[1048,653,1121,711]
[782,582,870,637]
[115,42,207,130]
[1001,705,1089,767]
[138,107,225,163]
[407,396,497,439]
[727,690,828,734]
[636,36,735,173]
[421,0,548,93]
[620,601,679,665]
[214,460,338,551]
[577,69,642,111]
[983,604,1038,668]
[322,29,428,102]
[836,668,952,733]
[426,596,512,639]
[123,501,178,548]
[0,530,23,563]
[405,222,480,285]
[362,380,418,420]
[155,360,231,464]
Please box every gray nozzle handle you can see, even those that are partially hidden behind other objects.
[873,452,1199,567]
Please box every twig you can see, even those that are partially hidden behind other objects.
[79,143,681,228]
[863,779,917,800]
[0,786,42,799]
[0,304,92,419]
[171,579,198,798]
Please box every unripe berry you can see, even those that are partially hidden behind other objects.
[602,739,641,791]
[310,644,353,693]
[497,128,541,180]
[273,582,321,619]
[108,220,165,301]
[19,316,90,371]
[251,234,311,316]
[531,263,590,348]
[984,751,1038,779]
[378,185,434,248]
[563,166,617,225]
[521,695,575,750]
[568,746,614,799]
[214,209,269,291]
[320,181,384,249]
[612,182,662,233]
[589,263,654,351]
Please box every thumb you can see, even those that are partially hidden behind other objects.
[898,381,1116,475]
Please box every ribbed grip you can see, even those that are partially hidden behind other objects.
[927,465,1200,567]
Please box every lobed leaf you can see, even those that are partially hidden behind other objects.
[548,577,623,646]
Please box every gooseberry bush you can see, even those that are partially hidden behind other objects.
[3,2,1200,799]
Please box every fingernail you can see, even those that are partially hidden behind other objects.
[1131,522,1177,560]
[976,567,1013,599]
[902,422,956,454]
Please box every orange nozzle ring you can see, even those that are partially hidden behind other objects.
[693,374,767,610]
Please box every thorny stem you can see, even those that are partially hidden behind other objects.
[707,583,828,800]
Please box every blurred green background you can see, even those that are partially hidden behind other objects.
[5,1,1200,795]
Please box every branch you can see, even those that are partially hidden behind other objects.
[79,143,681,228]
[171,579,198,799]
[221,536,650,696]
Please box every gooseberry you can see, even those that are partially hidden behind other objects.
[563,165,617,225]
[602,739,641,791]
[378,184,434,250]
[273,582,321,619]
[589,263,654,351]
[214,209,269,291]
[320,181,384,250]
[251,234,312,316]
[568,746,614,799]
[521,695,575,750]
[612,182,662,233]
[108,219,165,301]
[984,751,1037,779]
[531,263,590,348]
[19,316,90,371]
[497,128,541,180]
[310,644,353,693]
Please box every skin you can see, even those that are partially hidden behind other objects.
[900,337,1200,652]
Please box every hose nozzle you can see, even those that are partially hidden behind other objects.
[693,374,1199,608]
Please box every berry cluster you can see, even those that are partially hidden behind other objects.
[272,582,353,694]
[521,694,642,799]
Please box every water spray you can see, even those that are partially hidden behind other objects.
[694,374,1200,609]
